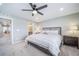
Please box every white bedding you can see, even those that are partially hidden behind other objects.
[25,33,62,56]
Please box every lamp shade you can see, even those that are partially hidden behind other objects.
[71,26,78,30]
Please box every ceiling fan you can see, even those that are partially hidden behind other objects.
[22,3,48,16]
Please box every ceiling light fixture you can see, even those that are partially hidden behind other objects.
[60,8,64,11]
[32,10,37,15]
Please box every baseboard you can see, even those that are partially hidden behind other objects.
[13,39,24,44]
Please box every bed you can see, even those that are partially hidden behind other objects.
[25,27,62,56]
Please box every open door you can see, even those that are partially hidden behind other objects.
[0,18,11,45]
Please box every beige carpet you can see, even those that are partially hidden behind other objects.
[0,36,79,56]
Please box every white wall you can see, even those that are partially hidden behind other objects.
[12,16,36,44]
[13,18,27,43]
[12,17,28,43]
[41,13,79,35]
[0,14,36,44]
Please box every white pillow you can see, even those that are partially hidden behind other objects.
[40,31,47,34]
[42,30,59,35]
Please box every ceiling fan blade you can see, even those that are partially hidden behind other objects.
[22,9,33,11]
[36,5,47,10]
[29,3,34,9]
[37,11,43,15]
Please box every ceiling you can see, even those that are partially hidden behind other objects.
[0,3,79,22]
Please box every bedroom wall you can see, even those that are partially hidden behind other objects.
[12,16,36,44]
[13,17,27,43]
[41,13,79,35]
[0,14,36,44]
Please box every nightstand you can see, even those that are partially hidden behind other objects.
[63,35,79,49]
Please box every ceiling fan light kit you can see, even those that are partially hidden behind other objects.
[32,10,37,15]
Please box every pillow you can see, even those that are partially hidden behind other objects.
[43,32,48,34]
[42,30,59,35]
[35,32,40,34]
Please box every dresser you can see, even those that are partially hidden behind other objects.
[63,35,79,49]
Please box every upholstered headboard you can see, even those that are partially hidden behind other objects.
[42,27,62,35]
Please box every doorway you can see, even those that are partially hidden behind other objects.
[0,18,11,45]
